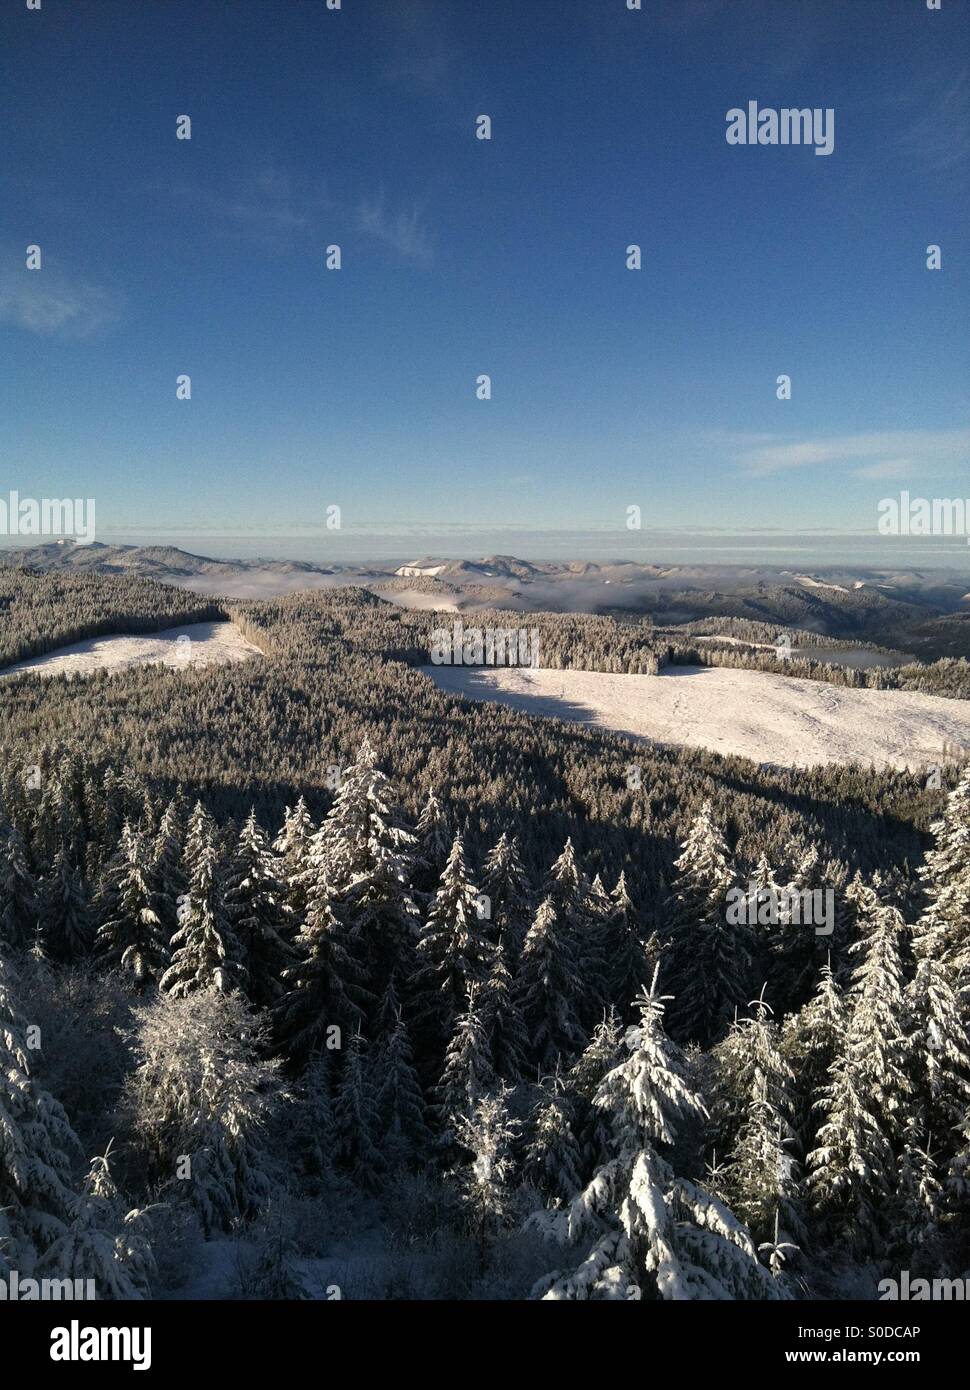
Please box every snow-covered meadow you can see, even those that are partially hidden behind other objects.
[0,621,263,679]
[423,662,970,770]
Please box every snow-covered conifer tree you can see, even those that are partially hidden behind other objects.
[275,875,365,1065]
[40,846,93,962]
[0,949,81,1277]
[531,978,783,1300]
[481,830,532,960]
[807,888,910,1252]
[332,1029,385,1190]
[42,1146,155,1299]
[123,990,285,1233]
[159,821,243,997]
[0,820,38,951]
[915,764,970,979]
[436,984,495,1134]
[225,810,293,1008]
[376,1013,430,1169]
[665,801,751,1048]
[95,822,168,990]
[516,895,586,1072]
[412,833,492,1058]
[479,938,529,1083]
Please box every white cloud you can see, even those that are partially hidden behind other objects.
[737,428,970,477]
[357,192,433,264]
[0,267,123,339]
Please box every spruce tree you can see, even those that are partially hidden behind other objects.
[479,938,529,1084]
[915,763,970,982]
[332,1030,385,1190]
[272,796,315,922]
[225,810,293,1008]
[603,870,655,1019]
[311,740,419,1004]
[40,846,93,963]
[807,887,910,1253]
[376,1013,430,1170]
[516,895,586,1073]
[413,833,492,1059]
[531,980,782,1300]
[0,949,81,1278]
[436,984,495,1135]
[0,820,39,952]
[275,876,365,1065]
[481,830,532,961]
[159,823,243,998]
[95,822,168,990]
[665,801,751,1048]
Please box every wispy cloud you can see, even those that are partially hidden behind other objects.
[898,72,970,172]
[357,191,434,264]
[0,264,123,339]
[170,168,317,240]
[169,170,433,264]
[735,429,970,478]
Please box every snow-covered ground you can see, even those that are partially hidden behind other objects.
[376,588,459,612]
[1,621,263,679]
[422,663,970,770]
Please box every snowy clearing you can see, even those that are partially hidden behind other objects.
[1,621,263,679]
[375,588,460,612]
[422,662,970,770]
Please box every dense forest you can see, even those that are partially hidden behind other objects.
[0,573,968,1299]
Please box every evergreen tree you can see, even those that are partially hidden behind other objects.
[665,801,751,1048]
[516,895,586,1073]
[412,833,492,1058]
[481,830,532,961]
[42,1147,155,1299]
[0,949,81,1278]
[780,961,847,1156]
[436,984,495,1135]
[531,980,782,1300]
[413,788,453,896]
[376,1013,430,1170]
[715,996,802,1247]
[479,938,529,1084]
[544,839,605,1022]
[272,796,314,922]
[312,740,419,1004]
[0,820,38,952]
[525,1084,584,1205]
[95,822,168,990]
[225,810,293,1008]
[151,795,186,943]
[332,1030,384,1190]
[453,1087,521,1263]
[603,870,655,1019]
[40,846,93,962]
[123,991,285,1234]
[275,877,365,1065]
[903,953,970,1170]
[159,824,243,998]
[807,887,911,1253]
[915,764,970,982]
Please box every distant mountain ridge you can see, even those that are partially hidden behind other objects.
[3,540,970,657]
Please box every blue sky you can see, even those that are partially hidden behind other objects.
[1,0,967,562]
